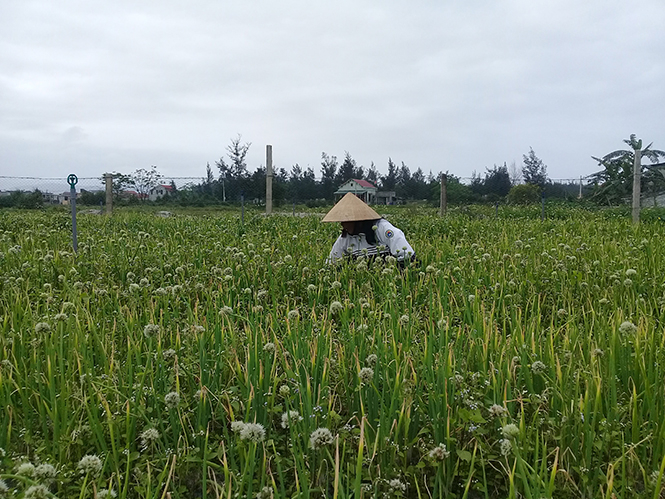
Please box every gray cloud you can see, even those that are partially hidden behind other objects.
[1,0,663,182]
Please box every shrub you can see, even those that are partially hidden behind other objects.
[507,184,540,204]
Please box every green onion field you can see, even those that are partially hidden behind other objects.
[1,206,664,498]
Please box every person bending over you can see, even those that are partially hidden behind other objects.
[322,193,415,264]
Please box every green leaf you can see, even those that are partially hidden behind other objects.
[457,449,472,462]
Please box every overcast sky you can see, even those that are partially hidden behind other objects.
[1,0,664,185]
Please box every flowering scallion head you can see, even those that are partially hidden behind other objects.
[77,454,103,476]
[140,428,160,447]
[530,360,547,375]
[428,443,450,461]
[502,423,520,440]
[281,410,303,428]
[143,324,160,338]
[287,309,300,321]
[164,391,180,409]
[16,462,35,476]
[35,322,51,333]
[34,463,57,483]
[329,301,343,314]
[619,321,637,335]
[489,404,508,417]
[240,422,266,443]
[23,485,50,499]
[359,367,374,384]
[309,427,334,449]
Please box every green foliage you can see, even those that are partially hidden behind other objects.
[0,190,44,209]
[470,163,512,200]
[522,147,548,187]
[79,189,105,206]
[507,183,541,204]
[2,207,665,498]
[589,134,665,206]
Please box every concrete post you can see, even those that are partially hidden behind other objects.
[439,174,447,216]
[266,145,273,215]
[104,173,113,215]
[632,148,642,224]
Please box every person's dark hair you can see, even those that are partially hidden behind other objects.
[340,219,380,245]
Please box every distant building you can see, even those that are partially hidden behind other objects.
[334,179,396,205]
[41,192,60,204]
[149,184,174,201]
[375,191,397,205]
[58,192,73,205]
[334,179,378,203]
[120,190,148,200]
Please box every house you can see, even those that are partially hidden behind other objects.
[120,190,148,200]
[149,184,174,201]
[58,192,73,205]
[41,192,60,204]
[334,179,397,204]
[375,191,397,205]
[334,179,378,203]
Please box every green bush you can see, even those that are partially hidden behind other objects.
[507,183,541,204]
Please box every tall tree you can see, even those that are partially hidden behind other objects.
[206,162,214,184]
[412,167,427,199]
[226,135,251,178]
[485,164,512,198]
[508,160,522,185]
[288,164,303,200]
[366,162,379,184]
[130,165,163,201]
[381,158,398,190]
[336,151,357,184]
[397,162,412,198]
[216,157,231,180]
[301,167,319,199]
[522,148,548,188]
[320,152,338,201]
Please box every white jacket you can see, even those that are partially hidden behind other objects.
[326,218,415,264]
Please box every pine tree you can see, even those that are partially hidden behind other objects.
[522,148,548,188]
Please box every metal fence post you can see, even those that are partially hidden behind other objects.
[241,191,245,225]
[541,192,545,221]
[67,174,78,252]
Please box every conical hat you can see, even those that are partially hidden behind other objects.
[321,192,380,222]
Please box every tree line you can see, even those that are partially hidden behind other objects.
[3,135,662,209]
[116,137,582,207]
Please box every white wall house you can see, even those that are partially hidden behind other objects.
[334,179,378,203]
[149,184,174,201]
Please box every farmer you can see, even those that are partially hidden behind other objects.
[323,192,416,264]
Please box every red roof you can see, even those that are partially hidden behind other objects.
[353,179,376,188]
